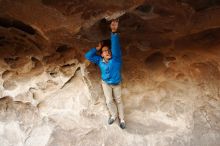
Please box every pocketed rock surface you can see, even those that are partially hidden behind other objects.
[0,0,220,146]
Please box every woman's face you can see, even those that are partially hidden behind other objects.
[101,46,111,60]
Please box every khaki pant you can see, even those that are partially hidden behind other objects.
[102,80,124,120]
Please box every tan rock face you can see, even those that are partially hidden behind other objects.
[0,0,220,146]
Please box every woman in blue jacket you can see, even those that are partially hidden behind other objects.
[85,20,125,129]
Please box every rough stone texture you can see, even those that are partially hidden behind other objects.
[0,0,220,146]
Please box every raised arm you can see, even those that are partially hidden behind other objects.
[85,43,102,64]
[110,20,122,59]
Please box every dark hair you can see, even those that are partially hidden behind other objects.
[99,39,111,54]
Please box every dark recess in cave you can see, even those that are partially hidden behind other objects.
[0,17,36,35]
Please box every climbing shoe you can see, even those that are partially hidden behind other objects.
[108,116,116,125]
[119,120,126,129]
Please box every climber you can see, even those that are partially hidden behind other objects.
[85,19,125,129]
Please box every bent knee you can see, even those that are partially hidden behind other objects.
[106,99,114,105]
[115,97,122,104]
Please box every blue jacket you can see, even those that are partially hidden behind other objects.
[85,33,122,85]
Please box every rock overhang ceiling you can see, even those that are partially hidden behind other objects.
[1,0,220,56]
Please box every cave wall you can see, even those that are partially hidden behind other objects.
[0,0,220,146]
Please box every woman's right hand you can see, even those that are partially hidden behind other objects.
[96,42,102,51]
